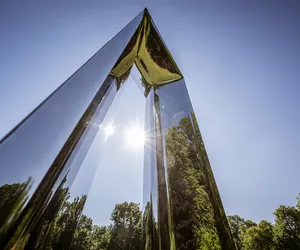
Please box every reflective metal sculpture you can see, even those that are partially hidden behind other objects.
[0,9,236,250]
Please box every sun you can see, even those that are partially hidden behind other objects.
[104,123,115,137]
[125,125,145,149]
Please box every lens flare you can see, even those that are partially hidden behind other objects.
[126,126,145,149]
[104,124,115,137]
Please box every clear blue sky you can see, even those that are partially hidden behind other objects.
[0,0,300,224]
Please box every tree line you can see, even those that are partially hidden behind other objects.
[227,194,300,250]
[44,198,142,250]
[2,183,299,249]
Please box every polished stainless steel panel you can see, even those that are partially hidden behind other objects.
[0,11,143,249]
[144,79,236,249]
[0,8,235,250]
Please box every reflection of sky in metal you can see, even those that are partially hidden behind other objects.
[80,74,145,226]
[1,1,300,224]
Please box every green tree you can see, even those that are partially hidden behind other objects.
[71,214,93,250]
[165,116,222,249]
[241,220,257,232]
[0,182,28,221]
[227,194,300,249]
[45,195,87,250]
[108,202,142,250]
[90,225,110,250]
[0,179,32,249]
[227,215,245,249]
[141,200,159,250]
[273,204,300,249]
[227,216,258,250]
[242,220,274,250]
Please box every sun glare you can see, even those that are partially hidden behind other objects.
[104,124,115,137]
[126,126,145,149]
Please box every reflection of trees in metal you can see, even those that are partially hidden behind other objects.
[143,88,236,249]
[37,190,142,250]
[0,8,236,250]
[0,178,32,246]
[139,79,236,249]
[2,182,300,249]
[0,113,236,250]
[166,115,224,249]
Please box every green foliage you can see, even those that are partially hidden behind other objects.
[108,202,142,250]
[228,193,300,250]
[0,178,32,249]
[43,194,87,250]
[273,204,300,249]
[90,225,110,250]
[42,199,142,250]
[242,221,274,250]
[166,116,223,249]
[71,214,93,250]
[227,215,246,249]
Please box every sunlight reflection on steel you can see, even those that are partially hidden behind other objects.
[0,8,236,250]
[125,125,145,149]
[104,123,115,137]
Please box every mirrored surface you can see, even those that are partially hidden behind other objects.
[35,73,145,250]
[0,8,235,250]
[0,11,143,249]
[147,79,236,249]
